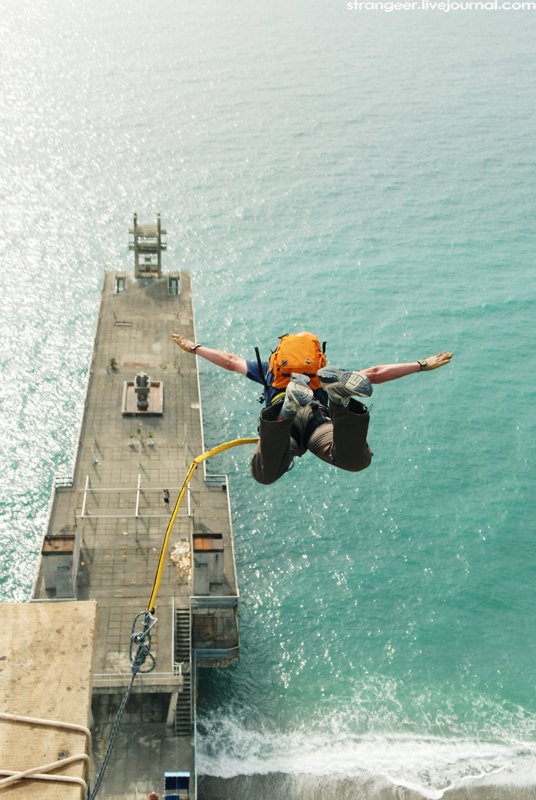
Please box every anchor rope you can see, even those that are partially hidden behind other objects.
[147,437,259,614]
[90,436,258,799]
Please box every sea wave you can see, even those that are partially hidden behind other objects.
[197,771,536,800]
[197,710,536,798]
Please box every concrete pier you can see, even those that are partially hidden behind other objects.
[31,223,242,799]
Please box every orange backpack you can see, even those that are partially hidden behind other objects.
[268,333,327,390]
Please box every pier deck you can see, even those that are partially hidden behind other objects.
[32,264,240,799]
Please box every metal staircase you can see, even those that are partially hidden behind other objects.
[174,608,192,736]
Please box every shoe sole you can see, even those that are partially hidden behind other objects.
[286,384,313,407]
[317,367,372,397]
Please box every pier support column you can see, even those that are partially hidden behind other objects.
[166,691,178,728]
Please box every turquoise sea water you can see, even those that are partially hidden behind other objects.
[1,1,535,797]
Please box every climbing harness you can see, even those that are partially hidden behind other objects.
[90,436,258,798]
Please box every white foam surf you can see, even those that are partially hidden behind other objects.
[197,714,536,798]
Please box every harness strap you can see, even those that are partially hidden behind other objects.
[254,346,269,393]
[270,390,285,406]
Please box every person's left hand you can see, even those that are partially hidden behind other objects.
[418,352,454,371]
[172,333,200,353]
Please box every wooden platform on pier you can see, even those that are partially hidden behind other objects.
[0,601,96,799]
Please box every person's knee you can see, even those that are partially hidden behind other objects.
[252,472,281,485]
[251,457,282,486]
[340,461,371,474]
[337,448,373,473]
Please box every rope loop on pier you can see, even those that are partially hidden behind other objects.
[147,436,259,614]
[129,610,158,674]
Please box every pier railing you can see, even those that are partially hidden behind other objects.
[54,475,74,489]
[201,470,241,599]
[79,476,192,519]
[190,595,238,609]
[92,671,183,692]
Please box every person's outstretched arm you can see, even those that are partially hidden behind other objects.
[172,333,248,375]
[362,352,453,384]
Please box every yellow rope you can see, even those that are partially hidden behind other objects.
[147,437,259,613]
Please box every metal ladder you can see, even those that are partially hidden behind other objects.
[174,608,192,736]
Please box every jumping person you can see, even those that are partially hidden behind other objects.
[172,331,453,485]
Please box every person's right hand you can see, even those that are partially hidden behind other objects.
[418,352,454,371]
